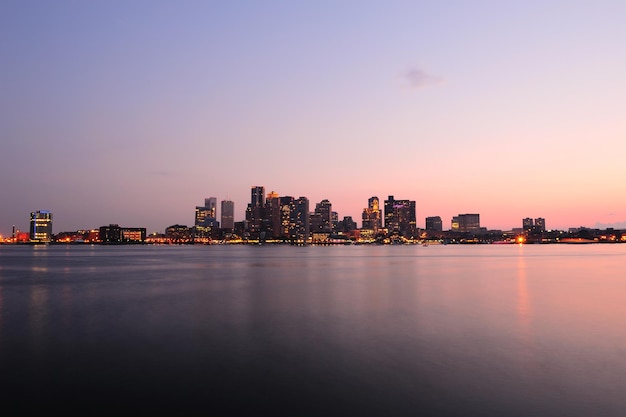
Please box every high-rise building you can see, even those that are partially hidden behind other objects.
[425,216,443,232]
[30,210,52,242]
[265,191,281,238]
[523,218,534,231]
[384,196,416,238]
[522,217,546,233]
[362,196,382,231]
[341,216,357,232]
[293,197,310,242]
[204,197,217,219]
[251,186,264,208]
[221,200,234,230]
[246,186,265,237]
[314,199,333,233]
[535,218,546,232]
[195,197,219,238]
[451,214,480,233]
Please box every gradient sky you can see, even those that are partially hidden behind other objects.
[2,1,626,235]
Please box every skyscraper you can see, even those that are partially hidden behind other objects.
[535,218,546,232]
[195,197,219,238]
[204,197,217,219]
[523,218,534,231]
[362,196,382,231]
[314,199,332,233]
[30,210,52,242]
[246,186,265,237]
[266,191,281,238]
[451,214,480,233]
[293,197,310,242]
[384,196,416,238]
[251,186,264,208]
[425,216,443,232]
[221,200,234,230]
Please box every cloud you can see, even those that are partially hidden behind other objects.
[401,67,444,90]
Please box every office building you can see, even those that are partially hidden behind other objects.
[313,199,333,233]
[384,196,417,238]
[30,210,53,242]
[451,214,480,233]
[523,218,534,231]
[266,191,281,238]
[425,216,443,232]
[99,224,146,243]
[362,196,382,232]
[246,186,265,237]
[293,197,310,242]
[535,218,546,232]
[221,200,235,230]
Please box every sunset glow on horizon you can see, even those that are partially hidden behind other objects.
[2,1,625,234]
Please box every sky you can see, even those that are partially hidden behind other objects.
[2,1,626,235]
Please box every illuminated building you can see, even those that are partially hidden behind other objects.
[165,224,192,243]
[451,214,480,233]
[384,196,416,238]
[523,218,534,231]
[341,216,357,232]
[221,200,234,230]
[535,218,546,232]
[195,197,219,238]
[99,224,146,243]
[522,217,546,233]
[204,197,217,218]
[293,197,310,242]
[195,206,211,227]
[266,191,281,238]
[313,199,332,233]
[30,210,52,242]
[279,196,295,239]
[362,196,382,232]
[246,186,265,237]
[425,216,442,232]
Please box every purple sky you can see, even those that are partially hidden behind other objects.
[2,1,626,236]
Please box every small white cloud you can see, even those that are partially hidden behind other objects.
[401,67,444,90]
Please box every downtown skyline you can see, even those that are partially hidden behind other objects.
[2,2,626,236]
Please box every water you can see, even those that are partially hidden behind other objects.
[1,244,626,415]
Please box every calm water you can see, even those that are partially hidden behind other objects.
[1,244,626,415]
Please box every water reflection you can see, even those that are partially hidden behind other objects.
[1,245,626,415]
[29,284,49,352]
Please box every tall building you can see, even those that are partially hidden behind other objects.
[293,197,310,242]
[246,186,265,237]
[30,210,52,242]
[535,218,546,232]
[195,198,219,238]
[384,196,416,238]
[362,196,382,232]
[451,214,480,233]
[277,196,295,239]
[221,200,234,230]
[251,186,265,208]
[523,218,534,231]
[523,217,546,234]
[425,216,443,232]
[266,191,281,238]
[204,197,217,219]
[314,199,333,233]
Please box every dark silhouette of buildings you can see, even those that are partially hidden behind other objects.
[384,196,416,238]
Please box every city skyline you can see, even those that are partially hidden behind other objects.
[2,2,626,236]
